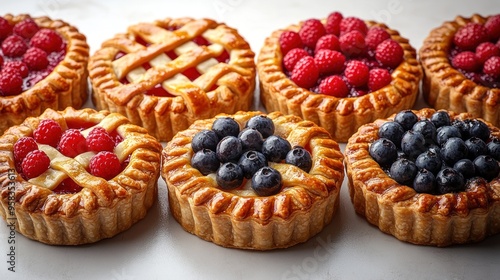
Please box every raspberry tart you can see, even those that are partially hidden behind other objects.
[257,12,422,142]
[345,108,500,246]
[161,111,344,250]
[0,107,162,245]
[89,18,255,141]
[420,14,500,127]
[0,14,89,135]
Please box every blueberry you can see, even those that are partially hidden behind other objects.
[192,130,219,152]
[436,167,465,194]
[212,117,240,139]
[452,120,470,139]
[468,120,490,142]
[401,131,426,160]
[487,138,500,160]
[191,149,220,175]
[238,128,264,152]
[245,115,275,138]
[378,122,405,148]
[216,162,244,190]
[389,158,418,185]
[413,169,436,193]
[436,126,461,146]
[441,137,468,165]
[369,138,398,166]
[453,159,476,179]
[394,110,419,131]
[285,146,313,172]
[251,166,282,196]
[412,120,437,144]
[473,155,500,181]
[464,137,488,159]
[262,135,292,162]
[415,149,442,175]
[216,136,243,163]
[430,111,451,128]
[238,150,268,179]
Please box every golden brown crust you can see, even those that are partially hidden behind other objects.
[161,111,344,250]
[419,14,500,127]
[345,108,500,246]
[89,17,256,142]
[257,20,422,143]
[0,14,90,135]
[0,107,162,245]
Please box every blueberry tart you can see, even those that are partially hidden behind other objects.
[161,111,344,250]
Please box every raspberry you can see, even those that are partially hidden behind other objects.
[23,47,49,71]
[318,75,348,97]
[33,119,63,147]
[365,27,391,50]
[344,60,369,87]
[299,19,326,49]
[475,42,500,64]
[1,60,29,78]
[89,151,122,180]
[283,48,309,72]
[57,129,87,158]
[340,17,368,35]
[368,68,392,91]
[0,56,3,68]
[314,49,345,75]
[279,30,303,55]
[21,150,50,179]
[1,35,28,57]
[291,56,319,89]
[52,178,82,194]
[453,23,488,51]
[86,127,115,153]
[0,72,23,96]
[314,34,340,53]
[339,30,367,57]
[483,56,500,78]
[13,18,39,39]
[0,17,13,41]
[485,15,500,41]
[30,29,63,53]
[375,39,404,68]
[13,137,38,163]
[452,51,480,72]
[325,12,343,36]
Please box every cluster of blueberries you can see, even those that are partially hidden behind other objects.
[369,110,500,194]
[190,115,312,196]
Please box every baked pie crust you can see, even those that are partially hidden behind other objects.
[161,111,344,250]
[0,107,162,245]
[419,14,500,127]
[89,17,256,141]
[344,108,500,246]
[0,14,89,135]
[257,19,422,143]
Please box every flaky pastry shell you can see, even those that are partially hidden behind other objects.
[0,14,89,135]
[420,14,500,127]
[161,111,344,250]
[89,17,256,142]
[0,107,162,245]
[345,108,500,246]
[257,20,422,143]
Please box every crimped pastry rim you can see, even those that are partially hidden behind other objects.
[257,19,423,143]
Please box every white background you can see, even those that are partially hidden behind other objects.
[1,0,500,279]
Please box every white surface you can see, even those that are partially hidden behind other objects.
[1,0,500,279]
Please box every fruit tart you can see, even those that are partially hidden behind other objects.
[257,11,422,143]
[89,17,256,142]
[420,14,500,127]
[0,107,162,245]
[0,14,89,135]
[161,111,344,250]
[345,108,500,246]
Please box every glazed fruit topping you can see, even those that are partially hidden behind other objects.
[369,110,500,194]
[279,12,405,97]
[21,150,50,179]
[449,15,500,88]
[89,151,122,180]
[190,115,312,196]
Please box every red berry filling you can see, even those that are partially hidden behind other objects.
[279,12,403,97]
